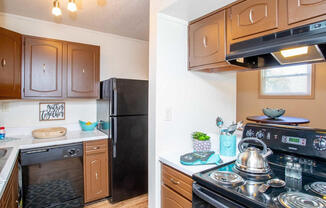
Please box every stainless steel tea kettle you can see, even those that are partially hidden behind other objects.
[235,138,273,174]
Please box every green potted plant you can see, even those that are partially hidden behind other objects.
[192,131,211,152]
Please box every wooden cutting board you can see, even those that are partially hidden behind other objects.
[32,127,67,139]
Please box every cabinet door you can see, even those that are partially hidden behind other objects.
[287,0,326,24]
[0,27,21,99]
[9,161,18,208]
[230,0,278,40]
[84,140,109,203]
[24,37,63,98]
[161,185,192,208]
[0,160,18,208]
[189,10,226,68]
[67,43,99,98]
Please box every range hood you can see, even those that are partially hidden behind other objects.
[226,20,326,69]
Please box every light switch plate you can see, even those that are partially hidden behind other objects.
[164,107,172,121]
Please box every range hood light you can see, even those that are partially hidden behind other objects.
[280,46,308,58]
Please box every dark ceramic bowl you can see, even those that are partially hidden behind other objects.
[263,108,285,119]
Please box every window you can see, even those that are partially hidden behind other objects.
[260,64,314,98]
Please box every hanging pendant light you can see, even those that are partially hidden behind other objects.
[68,0,77,12]
[52,0,62,16]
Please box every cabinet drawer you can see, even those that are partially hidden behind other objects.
[161,185,192,208]
[162,164,192,201]
[230,0,278,40]
[85,139,108,154]
[287,0,326,25]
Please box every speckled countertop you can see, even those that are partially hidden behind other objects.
[0,127,108,198]
[159,152,236,177]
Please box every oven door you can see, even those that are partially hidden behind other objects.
[192,183,246,208]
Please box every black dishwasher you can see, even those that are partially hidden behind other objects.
[20,143,84,208]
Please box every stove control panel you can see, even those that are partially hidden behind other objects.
[256,130,265,139]
[243,123,326,159]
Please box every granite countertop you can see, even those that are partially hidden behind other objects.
[0,128,108,199]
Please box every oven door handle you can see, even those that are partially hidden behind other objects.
[193,183,230,208]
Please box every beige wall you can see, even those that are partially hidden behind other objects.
[237,62,326,129]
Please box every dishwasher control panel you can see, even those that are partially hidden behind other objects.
[21,143,83,166]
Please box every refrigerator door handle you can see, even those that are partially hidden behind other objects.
[111,79,117,116]
[112,117,118,158]
[109,117,113,139]
[113,144,117,158]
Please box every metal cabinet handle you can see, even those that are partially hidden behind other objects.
[82,68,85,73]
[249,9,254,24]
[1,58,6,68]
[170,178,180,185]
[95,172,98,180]
[43,64,46,72]
[203,36,208,48]
[93,146,100,150]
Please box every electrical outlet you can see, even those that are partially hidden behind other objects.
[1,103,9,112]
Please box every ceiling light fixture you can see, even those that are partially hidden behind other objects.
[52,0,62,16]
[68,0,77,12]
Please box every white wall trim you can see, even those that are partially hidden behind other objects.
[0,12,148,44]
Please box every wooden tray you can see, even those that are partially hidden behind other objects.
[32,127,67,139]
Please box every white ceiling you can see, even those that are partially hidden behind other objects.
[161,0,237,21]
[0,0,149,41]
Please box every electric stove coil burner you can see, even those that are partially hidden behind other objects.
[278,192,326,208]
[210,171,244,187]
[306,182,326,197]
[232,165,273,182]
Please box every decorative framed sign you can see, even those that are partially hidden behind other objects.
[39,102,65,121]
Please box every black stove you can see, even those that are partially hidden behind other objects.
[192,123,326,208]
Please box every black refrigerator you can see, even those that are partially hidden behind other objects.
[97,78,148,203]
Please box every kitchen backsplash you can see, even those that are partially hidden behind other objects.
[0,100,97,128]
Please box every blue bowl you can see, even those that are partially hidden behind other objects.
[79,120,98,131]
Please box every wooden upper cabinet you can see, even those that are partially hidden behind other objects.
[23,37,63,98]
[67,43,99,98]
[230,0,278,40]
[287,0,326,24]
[0,27,21,99]
[189,10,226,69]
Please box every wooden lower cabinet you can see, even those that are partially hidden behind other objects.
[0,160,18,208]
[84,139,109,203]
[162,185,192,208]
[161,164,192,208]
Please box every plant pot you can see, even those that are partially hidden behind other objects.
[193,139,211,152]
